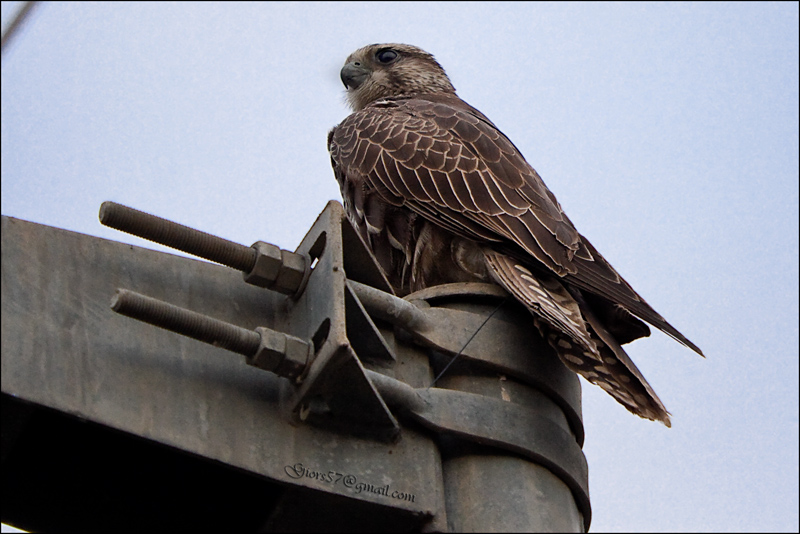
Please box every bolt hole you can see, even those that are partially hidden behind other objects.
[312,318,331,354]
[308,231,326,271]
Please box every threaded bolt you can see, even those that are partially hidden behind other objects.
[111,288,261,356]
[100,201,257,272]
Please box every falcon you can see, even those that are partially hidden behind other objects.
[328,43,703,426]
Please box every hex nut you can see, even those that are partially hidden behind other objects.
[249,327,286,371]
[276,335,311,381]
[243,241,282,288]
[274,250,308,296]
[248,328,309,381]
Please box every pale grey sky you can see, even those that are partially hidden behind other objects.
[2,2,798,532]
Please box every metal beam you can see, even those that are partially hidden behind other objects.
[1,209,445,528]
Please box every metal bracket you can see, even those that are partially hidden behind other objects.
[98,201,589,523]
[101,201,403,441]
[365,370,590,522]
[348,280,584,447]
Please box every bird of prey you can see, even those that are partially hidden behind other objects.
[328,43,702,426]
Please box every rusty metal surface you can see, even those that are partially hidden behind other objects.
[1,206,444,523]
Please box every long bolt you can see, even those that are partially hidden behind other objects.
[111,289,260,356]
[99,201,257,272]
[348,280,432,332]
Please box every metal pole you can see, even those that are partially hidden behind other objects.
[437,377,586,532]
[403,286,589,532]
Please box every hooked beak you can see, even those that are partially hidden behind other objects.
[340,62,370,90]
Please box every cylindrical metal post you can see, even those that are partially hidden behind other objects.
[403,284,588,532]
[436,377,585,532]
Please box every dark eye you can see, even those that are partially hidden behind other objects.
[376,49,398,64]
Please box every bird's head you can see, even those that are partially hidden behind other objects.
[340,43,456,111]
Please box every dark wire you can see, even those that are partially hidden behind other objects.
[1,1,38,56]
[428,297,509,388]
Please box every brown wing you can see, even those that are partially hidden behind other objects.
[329,93,702,356]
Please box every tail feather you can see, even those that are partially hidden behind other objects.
[484,249,672,425]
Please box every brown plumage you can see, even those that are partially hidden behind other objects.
[328,43,703,426]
